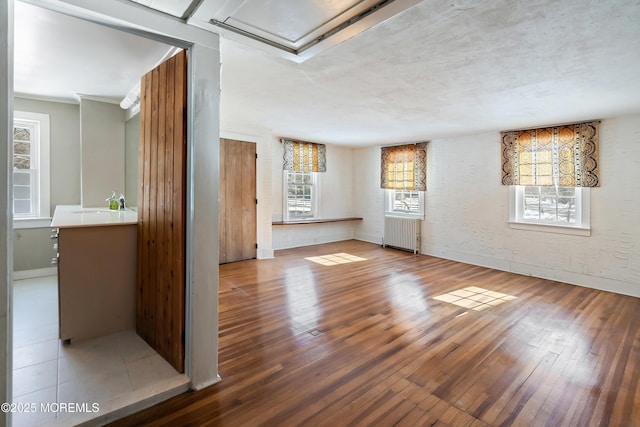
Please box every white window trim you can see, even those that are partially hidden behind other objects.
[508,186,590,236]
[13,111,51,228]
[385,189,425,220]
[283,170,319,221]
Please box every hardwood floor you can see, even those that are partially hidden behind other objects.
[110,240,640,426]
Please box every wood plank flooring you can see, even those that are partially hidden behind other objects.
[110,240,640,426]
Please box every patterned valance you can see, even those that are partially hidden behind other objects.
[380,142,427,191]
[501,121,600,187]
[282,139,327,173]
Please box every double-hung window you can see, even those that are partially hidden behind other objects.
[509,186,590,235]
[502,121,598,236]
[284,171,317,220]
[13,111,51,228]
[386,189,424,218]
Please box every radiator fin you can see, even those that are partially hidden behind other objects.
[383,216,421,254]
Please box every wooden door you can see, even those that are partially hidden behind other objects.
[137,50,186,372]
[219,138,257,264]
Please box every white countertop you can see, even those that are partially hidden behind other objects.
[51,205,138,228]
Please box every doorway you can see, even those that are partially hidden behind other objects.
[219,138,257,264]
[9,4,190,426]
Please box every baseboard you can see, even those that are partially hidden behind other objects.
[273,233,355,251]
[257,248,275,259]
[191,374,222,391]
[13,267,56,280]
[423,247,640,298]
[354,233,383,245]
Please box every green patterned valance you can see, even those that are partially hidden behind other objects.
[501,121,600,187]
[282,139,327,173]
[380,142,427,191]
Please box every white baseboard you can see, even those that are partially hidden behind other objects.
[13,267,56,281]
[354,233,383,245]
[423,247,640,298]
[191,374,222,391]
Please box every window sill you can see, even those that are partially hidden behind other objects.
[508,221,590,236]
[14,217,53,229]
[273,217,363,225]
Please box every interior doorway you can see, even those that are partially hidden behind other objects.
[219,138,257,264]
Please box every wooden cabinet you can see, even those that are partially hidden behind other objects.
[57,224,137,342]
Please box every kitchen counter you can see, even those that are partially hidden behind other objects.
[51,205,137,228]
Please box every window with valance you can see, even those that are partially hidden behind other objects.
[281,138,327,173]
[501,121,600,187]
[380,142,427,191]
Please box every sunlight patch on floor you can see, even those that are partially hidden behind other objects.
[305,253,367,266]
[433,286,517,311]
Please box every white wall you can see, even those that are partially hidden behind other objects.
[80,98,125,208]
[271,137,357,250]
[352,114,640,297]
[124,113,139,208]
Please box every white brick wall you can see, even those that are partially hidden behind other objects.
[352,114,640,297]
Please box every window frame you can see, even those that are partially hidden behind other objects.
[385,189,424,220]
[283,170,319,221]
[13,111,51,229]
[508,185,590,236]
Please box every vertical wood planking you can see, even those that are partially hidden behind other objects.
[164,54,175,360]
[219,139,228,264]
[219,139,257,264]
[156,61,167,358]
[136,50,186,372]
[241,142,257,260]
[172,51,186,370]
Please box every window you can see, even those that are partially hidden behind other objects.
[13,111,50,228]
[284,171,317,220]
[509,185,590,235]
[386,189,424,218]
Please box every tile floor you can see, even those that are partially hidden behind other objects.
[12,276,189,427]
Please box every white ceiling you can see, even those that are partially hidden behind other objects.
[13,0,640,146]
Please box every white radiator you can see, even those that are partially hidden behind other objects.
[383,216,421,254]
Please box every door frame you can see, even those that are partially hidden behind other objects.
[1,1,222,421]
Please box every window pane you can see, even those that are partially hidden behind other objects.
[14,186,31,200]
[14,155,30,169]
[14,141,30,155]
[14,171,30,186]
[520,186,577,225]
[14,199,31,215]
[13,127,30,141]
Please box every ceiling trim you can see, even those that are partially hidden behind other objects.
[21,0,219,49]
[193,0,423,62]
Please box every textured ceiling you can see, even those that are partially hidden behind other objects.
[13,0,640,146]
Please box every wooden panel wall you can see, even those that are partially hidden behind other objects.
[219,138,257,264]
[137,50,186,372]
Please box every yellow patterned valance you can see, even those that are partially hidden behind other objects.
[282,139,327,173]
[501,121,600,187]
[380,142,427,191]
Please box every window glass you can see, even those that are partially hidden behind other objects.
[285,171,316,219]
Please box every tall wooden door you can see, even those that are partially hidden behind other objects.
[219,138,257,264]
[137,50,186,372]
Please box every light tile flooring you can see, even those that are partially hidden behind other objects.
[12,276,189,427]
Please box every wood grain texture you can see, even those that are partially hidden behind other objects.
[219,138,256,264]
[115,240,640,426]
[137,50,186,372]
